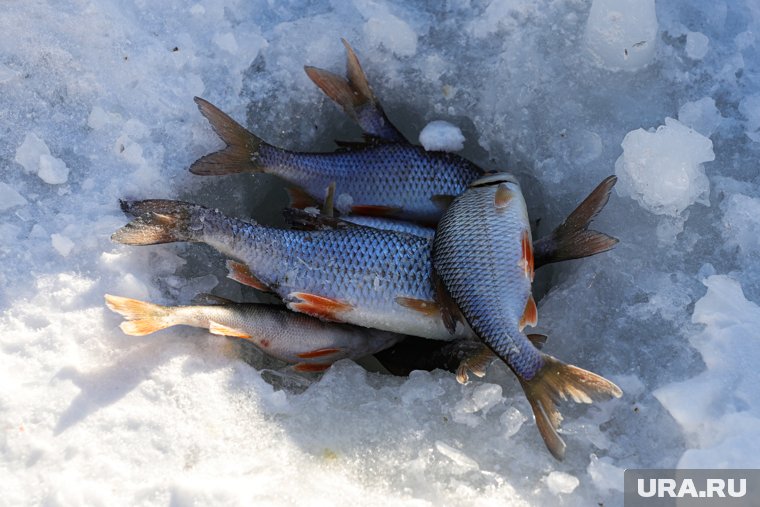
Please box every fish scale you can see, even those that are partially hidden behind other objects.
[433,176,543,379]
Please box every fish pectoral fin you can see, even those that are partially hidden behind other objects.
[394,297,441,317]
[292,362,333,373]
[520,229,535,282]
[430,194,455,211]
[226,260,271,292]
[208,321,251,339]
[286,292,354,322]
[533,175,619,269]
[519,294,538,331]
[350,204,402,217]
[455,344,495,384]
[297,347,344,359]
[190,97,265,176]
[494,183,513,210]
[519,353,623,461]
[285,186,318,209]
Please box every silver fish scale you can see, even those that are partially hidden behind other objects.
[432,183,544,380]
[198,207,436,316]
[260,142,482,223]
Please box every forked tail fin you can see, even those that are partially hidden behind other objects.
[533,176,619,268]
[104,294,174,335]
[112,199,204,245]
[304,39,404,142]
[519,353,622,461]
[190,97,266,176]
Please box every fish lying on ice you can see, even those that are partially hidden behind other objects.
[431,172,622,460]
[111,175,617,344]
[104,294,403,372]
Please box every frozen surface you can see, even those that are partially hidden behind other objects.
[1,0,759,506]
[419,120,465,152]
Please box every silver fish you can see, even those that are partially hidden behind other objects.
[432,172,622,460]
[104,294,402,372]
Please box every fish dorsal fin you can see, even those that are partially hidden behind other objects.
[395,297,441,317]
[191,293,236,305]
[282,208,355,231]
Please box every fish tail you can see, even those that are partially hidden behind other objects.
[190,97,266,176]
[112,199,204,245]
[519,353,622,461]
[533,175,619,268]
[104,294,174,335]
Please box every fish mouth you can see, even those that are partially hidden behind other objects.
[469,171,519,188]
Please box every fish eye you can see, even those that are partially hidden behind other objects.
[469,172,519,188]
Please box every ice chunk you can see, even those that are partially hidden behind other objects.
[739,94,760,142]
[452,383,503,427]
[0,182,27,211]
[584,0,658,71]
[499,406,526,438]
[615,117,713,216]
[363,14,417,57]
[0,63,19,83]
[546,471,579,495]
[588,454,625,492]
[14,133,69,184]
[419,121,465,152]
[434,441,480,472]
[678,97,722,137]
[51,233,75,257]
[722,193,760,259]
[685,31,710,60]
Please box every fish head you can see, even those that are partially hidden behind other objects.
[467,171,529,225]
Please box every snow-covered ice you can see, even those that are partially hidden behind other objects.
[2,0,760,505]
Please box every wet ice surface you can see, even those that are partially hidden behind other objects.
[1,0,759,505]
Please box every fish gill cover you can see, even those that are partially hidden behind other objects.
[1,0,759,505]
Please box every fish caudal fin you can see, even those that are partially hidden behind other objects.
[190,97,265,176]
[533,175,619,268]
[112,199,202,245]
[519,354,622,461]
[104,294,173,336]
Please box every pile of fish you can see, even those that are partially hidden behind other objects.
[106,40,622,460]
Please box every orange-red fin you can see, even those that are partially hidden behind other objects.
[296,347,343,359]
[285,186,318,209]
[494,183,513,210]
[394,296,440,317]
[287,292,353,322]
[226,260,271,292]
[521,229,535,281]
[293,362,332,373]
[350,204,402,217]
[519,294,538,330]
[208,320,251,339]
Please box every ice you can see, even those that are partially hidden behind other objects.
[2,0,760,505]
[0,182,27,211]
[419,121,465,152]
[685,31,710,60]
[545,471,579,495]
[584,0,658,71]
[615,117,714,217]
[678,97,722,137]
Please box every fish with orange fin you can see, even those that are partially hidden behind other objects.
[431,172,622,460]
[104,294,403,372]
[111,174,617,345]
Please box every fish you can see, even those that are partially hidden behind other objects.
[104,293,403,372]
[304,39,406,143]
[111,175,617,340]
[188,98,482,224]
[431,172,622,460]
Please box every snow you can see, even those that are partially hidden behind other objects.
[1,0,760,505]
[419,120,465,152]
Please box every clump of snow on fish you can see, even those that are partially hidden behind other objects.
[1,0,759,505]
[419,120,465,152]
